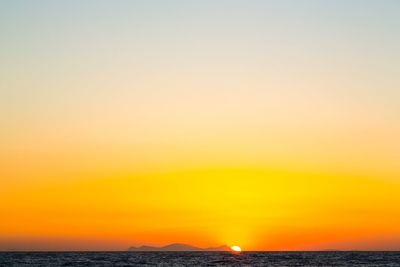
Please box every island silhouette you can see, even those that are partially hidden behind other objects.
[128,243,231,251]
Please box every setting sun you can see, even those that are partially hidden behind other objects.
[231,246,242,252]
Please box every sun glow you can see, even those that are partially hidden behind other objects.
[231,245,242,252]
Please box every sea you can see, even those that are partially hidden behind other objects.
[0,251,399,266]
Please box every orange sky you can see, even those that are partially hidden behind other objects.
[1,0,400,251]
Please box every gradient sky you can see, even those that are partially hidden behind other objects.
[1,0,400,251]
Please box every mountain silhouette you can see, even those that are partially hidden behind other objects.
[128,243,231,251]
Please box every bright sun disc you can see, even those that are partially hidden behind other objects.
[231,245,241,252]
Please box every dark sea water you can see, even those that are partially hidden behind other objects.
[1,251,399,266]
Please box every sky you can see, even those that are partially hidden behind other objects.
[1,0,400,251]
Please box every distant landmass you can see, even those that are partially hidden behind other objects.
[128,243,231,251]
